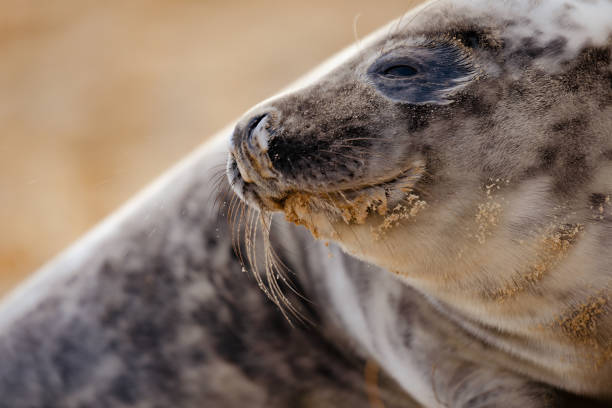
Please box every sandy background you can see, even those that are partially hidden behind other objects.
[0,1,419,298]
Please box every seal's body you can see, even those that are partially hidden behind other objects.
[0,1,609,407]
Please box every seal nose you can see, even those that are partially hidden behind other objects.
[245,113,270,153]
[230,111,279,181]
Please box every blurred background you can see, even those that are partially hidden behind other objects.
[0,0,416,299]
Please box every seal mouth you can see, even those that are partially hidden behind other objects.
[277,162,423,205]
[228,155,426,234]
[275,161,426,227]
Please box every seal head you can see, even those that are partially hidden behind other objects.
[228,0,612,398]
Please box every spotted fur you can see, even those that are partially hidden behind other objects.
[0,1,610,407]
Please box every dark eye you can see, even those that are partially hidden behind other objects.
[367,43,476,104]
[382,65,418,78]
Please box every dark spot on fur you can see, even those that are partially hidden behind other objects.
[205,234,218,249]
[539,146,558,169]
[90,255,186,405]
[128,320,166,350]
[100,261,116,278]
[507,36,567,69]
[444,27,504,50]
[551,116,586,133]
[399,104,434,133]
[586,46,611,65]
[559,46,611,94]
[546,37,567,57]
[563,153,588,182]
[451,29,485,49]
[51,321,100,391]
[590,193,607,207]
[192,303,248,366]
[109,374,139,404]
[547,116,593,192]
[189,349,207,365]
[457,92,493,116]
[522,37,546,59]
[100,304,123,328]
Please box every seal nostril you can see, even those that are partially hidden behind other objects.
[235,112,280,181]
[246,114,268,145]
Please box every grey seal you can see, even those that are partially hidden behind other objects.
[0,0,609,407]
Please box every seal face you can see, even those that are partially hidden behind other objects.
[228,0,612,399]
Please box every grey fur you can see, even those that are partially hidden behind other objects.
[0,1,610,407]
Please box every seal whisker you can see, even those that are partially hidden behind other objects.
[260,213,309,306]
[229,195,248,270]
[227,193,238,224]
[337,137,393,142]
[207,166,230,213]
[244,206,264,297]
[212,181,234,218]
[236,201,248,268]
[254,211,299,324]
[244,208,282,320]
[326,145,389,154]
[319,149,368,163]
[229,197,242,263]
[324,147,389,161]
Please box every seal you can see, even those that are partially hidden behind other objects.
[228,0,612,403]
[0,1,609,407]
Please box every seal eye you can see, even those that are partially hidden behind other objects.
[382,65,418,78]
[367,42,477,104]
